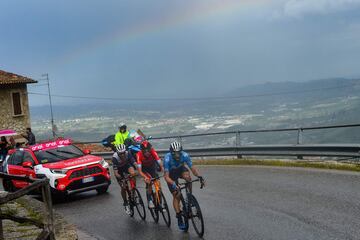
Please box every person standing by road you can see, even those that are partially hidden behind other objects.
[22,127,36,145]
[0,136,9,161]
[163,141,205,230]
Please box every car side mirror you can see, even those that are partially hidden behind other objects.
[22,161,33,169]
[83,149,91,155]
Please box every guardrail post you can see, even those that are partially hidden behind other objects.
[297,128,303,145]
[41,180,55,240]
[236,131,242,159]
[297,128,303,159]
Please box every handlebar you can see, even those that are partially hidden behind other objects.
[150,175,164,182]
[118,174,136,182]
[178,178,204,189]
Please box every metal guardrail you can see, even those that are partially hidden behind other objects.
[78,123,360,160]
[0,173,55,240]
[93,144,360,160]
[77,123,360,145]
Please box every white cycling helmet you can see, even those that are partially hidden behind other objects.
[170,141,182,152]
[115,144,126,154]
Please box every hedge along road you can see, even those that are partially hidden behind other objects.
[53,166,360,240]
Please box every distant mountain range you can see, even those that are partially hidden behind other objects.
[30,78,360,146]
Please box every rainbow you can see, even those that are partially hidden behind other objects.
[56,0,265,66]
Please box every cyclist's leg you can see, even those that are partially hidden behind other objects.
[116,169,128,205]
[127,165,136,191]
[168,168,186,230]
[180,166,192,192]
[167,168,182,214]
[142,166,155,206]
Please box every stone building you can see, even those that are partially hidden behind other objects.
[0,70,37,133]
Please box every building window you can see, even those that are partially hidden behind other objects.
[12,92,23,116]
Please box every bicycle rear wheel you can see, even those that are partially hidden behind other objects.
[189,194,204,237]
[133,188,146,220]
[180,195,189,232]
[160,191,171,227]
[149,192,159,223]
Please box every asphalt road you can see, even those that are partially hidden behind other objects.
[52,166,360,240]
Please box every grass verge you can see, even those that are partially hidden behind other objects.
[193,159,360,172]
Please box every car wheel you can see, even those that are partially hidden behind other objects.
[3,180,15,192]
[50,190,68,202]
[96,185,109,194]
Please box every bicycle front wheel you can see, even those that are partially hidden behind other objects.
[160,191,171,227]
[180,195,189,232]
[133,188,146,220]
[189,194,204,237]
[126,191,134,217]
[149,193,159,223]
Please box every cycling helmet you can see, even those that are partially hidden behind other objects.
[119,125,127,131]
[115,144,126,154]
[170,141,182,152]
[140,140,152,151]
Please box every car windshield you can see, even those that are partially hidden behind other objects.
[34,145,84,164]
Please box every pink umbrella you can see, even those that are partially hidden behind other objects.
[0,129,17,137]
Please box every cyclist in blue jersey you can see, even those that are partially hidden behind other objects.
[164,141,205,230]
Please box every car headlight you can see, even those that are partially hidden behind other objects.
[99,159,108,168]
[50,169,68,175]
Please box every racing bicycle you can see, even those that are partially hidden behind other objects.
[177,178,205,237]
[118,175,146,220]
[147,175,171,227]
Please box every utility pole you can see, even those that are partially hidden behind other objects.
[41,73,56,138]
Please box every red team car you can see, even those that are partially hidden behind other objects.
[2,139,111,196]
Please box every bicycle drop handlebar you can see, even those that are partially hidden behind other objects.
[149,175,164,182]
[178,178,204,189]
[118,174,136,183]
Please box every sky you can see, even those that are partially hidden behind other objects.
[1,0,360,106]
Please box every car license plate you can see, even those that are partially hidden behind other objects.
[82,176,94,183]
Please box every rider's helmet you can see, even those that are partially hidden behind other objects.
[170,141,182,160]
[119,125,127,132]
[140,140,152,157]
[115,144,127,155]
[134,135,144,144]
[129,130,144,144]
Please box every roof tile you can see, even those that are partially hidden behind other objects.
[0,70,37,85]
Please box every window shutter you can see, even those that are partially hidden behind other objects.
[12,92,22,115]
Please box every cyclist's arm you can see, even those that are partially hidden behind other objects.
[136,153,149,180]
[111,156,121,178]
[184,152,200,177]
[151,148,164,172]
[190,166,200,177]
[163,155,175,185]
[128,153,137,168]
[164,171,175,185]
